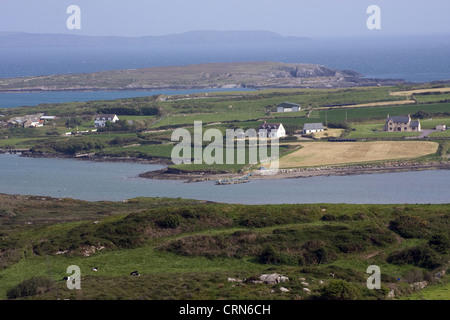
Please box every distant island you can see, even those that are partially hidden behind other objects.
[0,61,408,92]
[0,30,309,47]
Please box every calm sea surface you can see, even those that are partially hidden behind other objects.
[0,88,255,108]
[0,154,448,204]
[1,35,449,108]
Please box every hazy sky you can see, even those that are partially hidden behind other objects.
[0,0,449,38]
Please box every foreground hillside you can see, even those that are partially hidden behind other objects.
[0,194,448,300]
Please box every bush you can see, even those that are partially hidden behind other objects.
[428,234,450,253]
[387,245,443,269]
[140,107,160,116]
[258,245,293,265]
[321,214,336,221]
[389,215,429,239]
[320,280,362,300]
[7,276,55,299]
[158,215,181,229]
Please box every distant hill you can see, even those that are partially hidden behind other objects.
[0,30,309,47]
[0,61,407,92]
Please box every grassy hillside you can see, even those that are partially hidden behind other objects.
[0,194,448,300]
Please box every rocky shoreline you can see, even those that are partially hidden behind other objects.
[139,160,450,182]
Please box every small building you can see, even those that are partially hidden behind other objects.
[258,122,286,138]
[94,114,119,127]
[40,116,57,121]
[276,102,301,113]
[303,123,324,134]
[383,114,421,132]
[23,118,43,128]
[436,124,447,131]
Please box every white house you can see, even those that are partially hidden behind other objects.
[436,124,447,131]
[303,123,324,134]
[94,114,119,127]
[277,102,301,113]
[258,122,286,138]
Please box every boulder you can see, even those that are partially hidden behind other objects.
[387,289,395,299]
[259,273,289,285]
[410,281,428,291]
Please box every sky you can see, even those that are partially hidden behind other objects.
[0,0,449,38]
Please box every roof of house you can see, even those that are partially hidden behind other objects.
[259,123,283,130]
[387,115,410,123]
[410,121,420,128]
[303,123,324,130]
[95,114,117,119]
[277,102,300,108]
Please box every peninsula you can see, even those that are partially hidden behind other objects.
[0,61,407,92]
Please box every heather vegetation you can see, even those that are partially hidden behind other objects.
[0,194,448,300]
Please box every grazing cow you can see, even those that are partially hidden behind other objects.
[92,267,98,272]
[130,271,140,276]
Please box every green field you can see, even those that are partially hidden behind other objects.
[0,194,449,300]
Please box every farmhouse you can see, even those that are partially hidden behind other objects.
[383,114,421,132]
[258,122,286,138]
[94,114,119,127]
[23,118,43,128]
[276,102,301,113]
[436,124,447,131]
[303,123,324,134]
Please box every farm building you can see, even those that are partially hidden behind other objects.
[258,122,286,138]
[303,123,324,134]
[276,102,301,113]
[436,124,447,131]
[383,114,421,132]
[23,118,43,128]
[94,114,119,127]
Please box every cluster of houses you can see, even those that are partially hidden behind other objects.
[1,114,57,128]
[382,114,446,132]
[257,102,324,138]
[258,102,448,138]
[2,102,446,140]
[94,114,119,127]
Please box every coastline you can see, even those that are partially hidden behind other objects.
[139,160,450,182]
[14,152,450,182]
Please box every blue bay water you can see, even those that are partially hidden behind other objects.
[0,88,255,108]
[1,35,450,109]
[0,154,449,204]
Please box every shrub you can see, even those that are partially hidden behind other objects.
[428,234,450,253]
[158,215,181,229]
[258,245,293,265]
[7,276,55,299]
[140,107,160,116]
[320,280,362,300]
[389,215,429,239]
[321,214,336,221]
[387,245,443,269]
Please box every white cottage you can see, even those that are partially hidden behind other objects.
[258,122,286,138]
[94,114,119,127]
[303,123,324,134]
